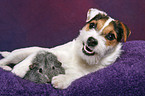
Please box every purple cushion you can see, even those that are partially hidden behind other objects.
[0,40,144,95]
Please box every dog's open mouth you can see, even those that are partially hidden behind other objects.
[82,43,95,56]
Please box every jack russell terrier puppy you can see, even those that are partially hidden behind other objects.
[0,8,131,89]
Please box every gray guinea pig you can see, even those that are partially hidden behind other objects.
[23,51,65,84]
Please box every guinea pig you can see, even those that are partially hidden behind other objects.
[23,51,65,84]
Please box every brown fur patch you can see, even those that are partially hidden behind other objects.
[97,19,108,30]
[84,19,108,31]
[102,22,118,46]
[119,22,131,42]
[83,19,130,47]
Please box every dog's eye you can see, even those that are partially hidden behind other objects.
[39,68,43,73]
[105,33,115,40]
[89,23,96,29]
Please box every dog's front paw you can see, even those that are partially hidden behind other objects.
[51,74,71,89]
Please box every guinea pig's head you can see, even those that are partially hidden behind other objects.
[26,52,65,84]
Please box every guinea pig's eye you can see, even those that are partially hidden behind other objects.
[89,23,97,29]
[105,33,115,41]
[52,66,55,70]
[39,68,43,73]
[55,62,62,67]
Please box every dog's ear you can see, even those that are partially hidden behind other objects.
[119,22,131,42]
[114,21,131,42]
[86,8,107,22]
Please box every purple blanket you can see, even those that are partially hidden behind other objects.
[0,40,144,95]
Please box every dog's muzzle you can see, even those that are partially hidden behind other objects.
[82,37,98,56]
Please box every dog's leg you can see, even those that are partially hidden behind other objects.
[11,52,37,78]
[0,47,42,66]
[0,51,11,57]
[0,51,12,71]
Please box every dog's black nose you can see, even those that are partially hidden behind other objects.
[87,37,98,47]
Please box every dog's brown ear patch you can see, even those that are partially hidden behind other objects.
[120,22,131,42]
[113,21,131,42]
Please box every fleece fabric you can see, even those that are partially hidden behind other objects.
[0,40,144,96]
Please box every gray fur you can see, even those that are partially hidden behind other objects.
[23,51,65,84]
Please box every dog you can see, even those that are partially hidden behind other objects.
[0,8,131,89]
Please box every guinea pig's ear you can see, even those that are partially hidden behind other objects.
[86,8,107,22]
[29,64,35,70]
[55,61,62,67]
[119,21,131,42]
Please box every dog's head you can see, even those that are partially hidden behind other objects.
[77,8,131,65]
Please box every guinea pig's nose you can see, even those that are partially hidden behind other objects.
[87,37,98,47]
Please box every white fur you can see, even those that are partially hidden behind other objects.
[0,8,123,89]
